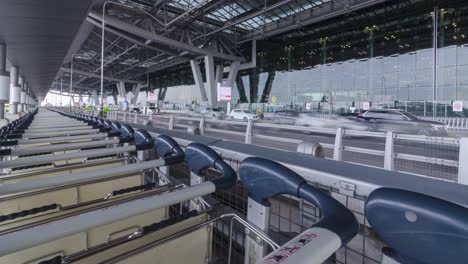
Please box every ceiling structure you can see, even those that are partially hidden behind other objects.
[50,0,386,98]
[0,0,95,101]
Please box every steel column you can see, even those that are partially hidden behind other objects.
[204,55,217,105]
[190,60,208,102]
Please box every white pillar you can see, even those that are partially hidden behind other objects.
[0,43,9,119]
[20,91,26,112]
[18,77,24,113]
[9,66,20,114]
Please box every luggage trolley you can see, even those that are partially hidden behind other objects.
[0,137,237,264]
[0,145,359,263]
[0,109,361,264]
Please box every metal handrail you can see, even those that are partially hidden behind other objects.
[108,110,463,181]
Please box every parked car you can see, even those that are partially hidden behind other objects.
[356,109,448,136]
[229,109,259,122]
[272,110,300,125]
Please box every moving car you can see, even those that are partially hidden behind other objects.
[229,109,259,122]
[201,107,225,119]
[295,112,369,131]
[190,107,225,119]
[356,109,448,136]
[272,110,300,125]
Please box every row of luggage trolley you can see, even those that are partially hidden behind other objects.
[0,108,466,264]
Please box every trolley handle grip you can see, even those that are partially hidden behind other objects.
[185,143,237,190]
[110,182,157,197]
[155,135,185,165]
[0,203,60,223]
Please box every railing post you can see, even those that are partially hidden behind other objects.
[199,118,205,136]
[458,138,468,185]
[333,127,343,161]
[168,115,174,130]
[245,120,253,144]
[134,113,138,124]
[244,198,270,264]
[384,131,395,171]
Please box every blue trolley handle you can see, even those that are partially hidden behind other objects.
[185,142,236,190]
[239,157,359,263]
[155,135,185,165]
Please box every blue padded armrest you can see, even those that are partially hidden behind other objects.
[366,188,468,264]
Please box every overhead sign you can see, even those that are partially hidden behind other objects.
[118,96,126,103]
[148,92,158,102]
[271,96,277,103]
[217,83,232,101]
[362,102,370,110]
[453,101,463,112]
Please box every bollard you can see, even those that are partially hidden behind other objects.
[384,131,395,171]
[187,126,201,135]
[297,141,325,158]
[142,120,153,127]
[199,118,205,136]
[168,115,174,130]
[245,120,253,144]
[459,138,468,185]
[333,127,343,161]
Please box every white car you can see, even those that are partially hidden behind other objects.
[229,109,258,122]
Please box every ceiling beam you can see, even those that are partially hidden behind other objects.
[50,81,95,91]
[60,67,144,84]
[88,11,246,62]
[239,0,388,43]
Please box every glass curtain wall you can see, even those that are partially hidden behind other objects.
[231,0,468,116]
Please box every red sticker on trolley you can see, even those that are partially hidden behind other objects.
[263,231,318,263]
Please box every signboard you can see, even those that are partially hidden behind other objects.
[305,102,311,110]
[271,96,277,103]
[118,96,126,103]
[148,92,158,102]
[217,83,232,101]
[362,101,370,110]
[453,101,463,112]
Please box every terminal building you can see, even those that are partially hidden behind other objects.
[0,1,467,264]
[150,0,468,116]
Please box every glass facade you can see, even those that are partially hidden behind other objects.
[154,0,468,116]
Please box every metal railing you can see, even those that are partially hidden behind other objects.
[421,116,468,130]
[107,110,466,184]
